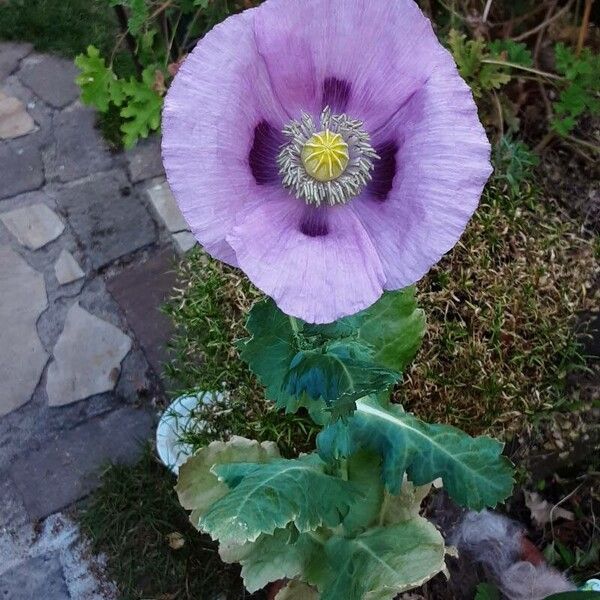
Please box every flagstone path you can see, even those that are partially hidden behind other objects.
[0,43,196,597]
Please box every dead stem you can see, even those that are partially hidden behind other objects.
[576,0,594,55]
[512,0,575,41]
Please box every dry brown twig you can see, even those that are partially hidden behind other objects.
[482,0,493,23]
[535,0,558,62]
[512,0,576,41]
[576,0,594,55]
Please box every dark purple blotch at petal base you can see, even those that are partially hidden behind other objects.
[249,121,286,185]
[367,140,399,201]
[322,77,351,113]
[300,207,329,237]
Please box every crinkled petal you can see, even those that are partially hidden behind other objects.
[352,59,492,289]
[162,10,287,265]
[227,194,385,324]
[252,0,443,129]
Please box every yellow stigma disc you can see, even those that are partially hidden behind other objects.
[301,130,349,182]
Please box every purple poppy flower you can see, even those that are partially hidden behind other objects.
[162,0,492,324]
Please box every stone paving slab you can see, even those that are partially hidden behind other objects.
[0,42,32,81]
[56,169,157,269]
[0,90,35,139]
[0,137,44,199]
[9,406,154,520]
[44,105,115,183]
[46,302,133,407]
[2,74,54,144]
[107,249,177,376]
[0,508,117,600]
[173,230,198,254]
[54,249,85,285]
[0,245,48,418]
[0,553,71,599]
[0,45,186,597]
[125,135,165,183]
[0,202,64,249]
[18,54,79,109]
[147,179,188,233]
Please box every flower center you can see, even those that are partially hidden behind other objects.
[301,130,349,182]
[278,107,379,207]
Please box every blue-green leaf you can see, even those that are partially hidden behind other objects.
[240,289,424,419]
[318,396,514,510]
[238,298,303,409]
[219,527,322,593]
[176,436,280,528]
[320,518,446,600]
[284,341,401,419]
[202,454,363,544]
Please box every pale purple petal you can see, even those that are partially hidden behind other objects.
[352,59,492,289]
[162,10,287,265]
[253,0,444,129]
[227,194,385,324]
[163,0,492,322]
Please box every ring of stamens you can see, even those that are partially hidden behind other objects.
[278,107,379,207]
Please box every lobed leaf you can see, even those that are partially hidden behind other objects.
[318,397,514,510]
[75,45,125,112]
[447,29,515,97]
[551,43,600,135]
[240,289,424,420]
[202,454,363,544]
[120,67,163,148]
[320,518,446,600]
[175,436,279,528]
[489,39,533,67]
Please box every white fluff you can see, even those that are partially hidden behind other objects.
[500,562,576,599]
[451,510,576,600]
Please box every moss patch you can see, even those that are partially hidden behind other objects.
[395,184,598,435]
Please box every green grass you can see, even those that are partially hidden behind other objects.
[79,447,264,600]
[0,0,119,58]
[0,0,137,148]
[162,250,319,457]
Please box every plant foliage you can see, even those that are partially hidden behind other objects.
[552,43,600,136]
[318,396,514,510]
[447,30,511,97]
[74,0,254,147]
[178,438,448,599]
[239,289,425,420]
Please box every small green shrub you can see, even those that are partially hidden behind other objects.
[551,43,600,136]
[75,0,262,147]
